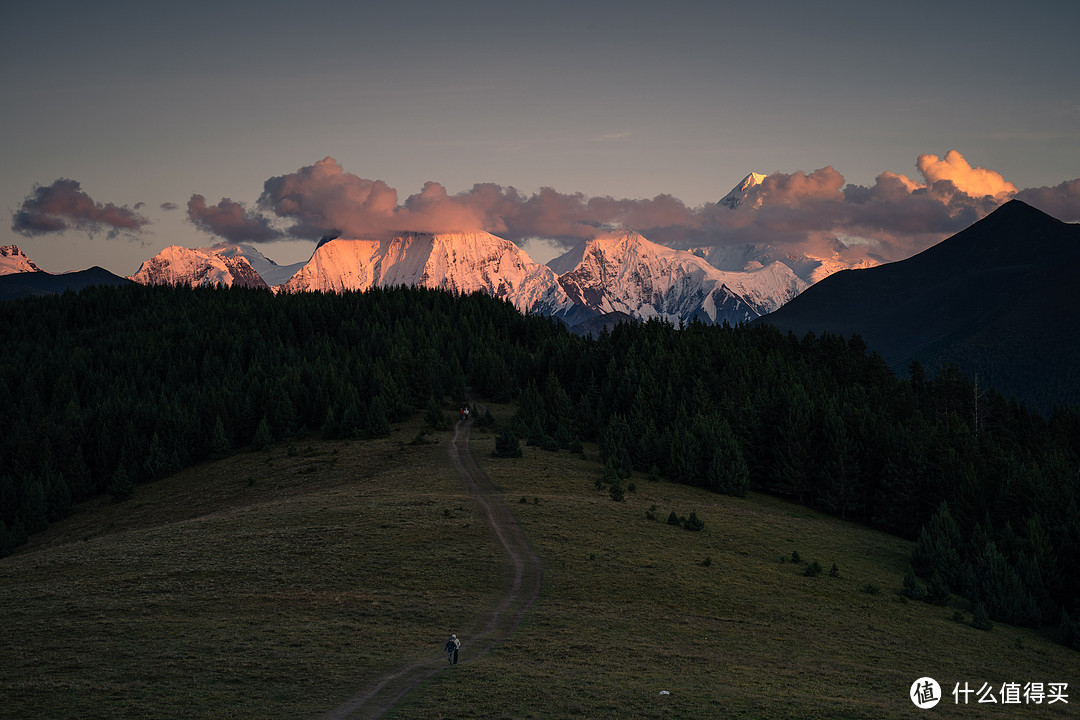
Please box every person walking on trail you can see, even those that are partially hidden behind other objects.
[445,634,460,665]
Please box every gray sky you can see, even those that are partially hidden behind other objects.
[4,0,1078,274]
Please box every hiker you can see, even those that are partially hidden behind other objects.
[445,633,460,665]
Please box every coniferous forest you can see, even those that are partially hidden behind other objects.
[2,283,1079,647]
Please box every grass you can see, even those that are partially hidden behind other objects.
[2,403,1077,719]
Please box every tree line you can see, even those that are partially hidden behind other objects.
[1,283,1078,647]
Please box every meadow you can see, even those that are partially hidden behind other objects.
[2,404,1076,719]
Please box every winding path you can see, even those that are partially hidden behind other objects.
[318,415,543,720]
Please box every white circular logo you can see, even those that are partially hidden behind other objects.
[911,677,942,709]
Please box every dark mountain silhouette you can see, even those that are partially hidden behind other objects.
[758,200,1080,413]
[0,266,131,301]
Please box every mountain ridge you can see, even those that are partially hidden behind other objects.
[759,199,1080,411]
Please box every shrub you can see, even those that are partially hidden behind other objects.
[492,428,522,458]
[646,505,658,521]
[790,550,802,564]
[684,512,704,532]
[862,583,881,596]
[804,560,823,577]
[702,557,712,567]
[609,482,625,502]
[667,511,682,527]
[829,563,840,578]
[972,602,993,631]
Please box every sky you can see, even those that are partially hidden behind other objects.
[3,0,1079,276]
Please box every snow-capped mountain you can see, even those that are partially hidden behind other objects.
[0,245,41,275]
[698,241,881,285]
[282,231,574,316]
[129,245,268,289]
[205,242,306,287]
[555,230,806,325]
[709,172,882,283]
[718,172,767,210]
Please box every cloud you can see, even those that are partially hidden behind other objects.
[1015,178,1080,221]
[160,201,179,211]
[11,178,149,238]
[915,150,1017,198]
[253,151,1078,269]
[187,195,283,243]
[258,157,404,239]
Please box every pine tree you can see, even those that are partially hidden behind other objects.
[108,463,134,503]
[252,416,273,451]
[706,420,750,497]
[210,416,231,456]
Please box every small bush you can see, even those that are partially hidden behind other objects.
[493,428,523,458]
[646,505,658,522]
[667,512,682,527]
[609,482,625,502]
[790,550,802,564]
[862,583,881,596]
[804,560,823,577]
[952,610,966,623]
[828,563,840,578]
[409,430,433,446]
[684,512,704,532]
[702,557,712,567]
[647,464,660,482]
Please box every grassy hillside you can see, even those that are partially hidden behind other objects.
[2,406,1076,719]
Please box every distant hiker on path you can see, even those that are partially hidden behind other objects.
[445,634,460,665]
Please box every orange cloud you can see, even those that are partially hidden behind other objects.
[916,150,1017,198]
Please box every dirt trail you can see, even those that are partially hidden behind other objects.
[317,416,543,720]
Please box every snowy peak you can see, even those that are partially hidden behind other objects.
[129,245,268,289]
[0,245,42,275]
[719,172,767,209]
[557,229,806,324]
[206,242,306,287]
[283,231,574,315]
